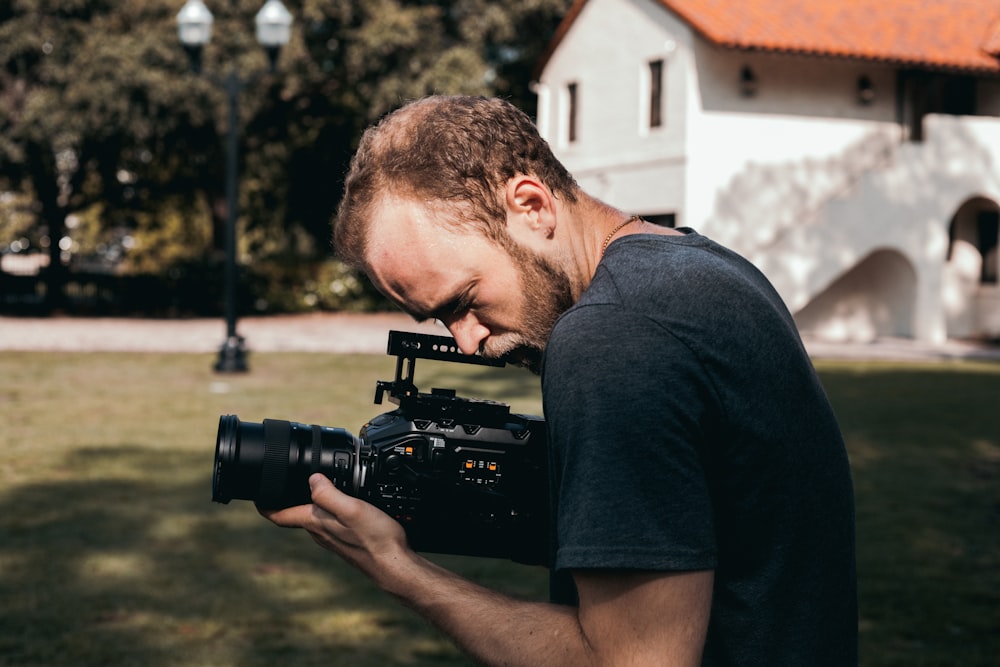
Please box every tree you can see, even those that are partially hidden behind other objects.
[0,0,220,308]
[0,0,572,313]
[238,0,573,262]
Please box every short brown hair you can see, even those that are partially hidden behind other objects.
[334,95,578,269]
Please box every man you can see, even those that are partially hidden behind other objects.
[263,95,858,665]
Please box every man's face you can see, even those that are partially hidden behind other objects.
[365,195,574,373]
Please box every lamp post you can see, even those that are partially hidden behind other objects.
[176,0,292,373]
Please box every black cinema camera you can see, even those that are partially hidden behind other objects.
[212,330,549,566]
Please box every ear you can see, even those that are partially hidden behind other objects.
[503,175,557,246]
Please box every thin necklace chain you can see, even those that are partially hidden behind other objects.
[600,215,641,257]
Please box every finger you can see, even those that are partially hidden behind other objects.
[309,472,335,495]
[308,474,403,541]
[256,475,343,525]
[259,503,315,528]
[307,473,355,512]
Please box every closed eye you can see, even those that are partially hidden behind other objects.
[432,287,475,323]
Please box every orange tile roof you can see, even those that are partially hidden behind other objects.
[539,0,1000,75]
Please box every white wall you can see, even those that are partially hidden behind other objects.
[754,115,1000,342]
[537,0,1000,342]
[793,249,917,341]
[685,46,900,250]
[537,0,694,216]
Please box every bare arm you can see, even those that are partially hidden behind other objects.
[263,474,713,666]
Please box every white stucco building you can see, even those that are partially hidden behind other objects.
[534,0,1000,343]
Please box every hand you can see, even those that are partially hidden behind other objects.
[260,473,411,580]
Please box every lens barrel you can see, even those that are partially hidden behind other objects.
[213,415,360,509]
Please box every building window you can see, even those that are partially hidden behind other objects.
[979,211,998,284]
[857,75,875,106]
[567,82,578,143]
[740,65,758,97]
[947,205,999,285]
[649,59,664,128]
[899,71,977,142]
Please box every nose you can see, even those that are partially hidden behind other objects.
[444,312,490,356]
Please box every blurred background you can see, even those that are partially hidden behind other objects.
[0,0,572,319]
[1,2,999,666]
[4,0,1000,356]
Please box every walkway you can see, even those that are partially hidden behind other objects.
[1,313,999,362]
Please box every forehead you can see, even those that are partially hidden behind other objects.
[365,195,468,273]
[364,195,496,315]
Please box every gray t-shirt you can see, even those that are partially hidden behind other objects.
[541,230,857,665]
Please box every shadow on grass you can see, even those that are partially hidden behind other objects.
[6,357,996,666]
[817,364,1000,666]
[0,443,546,667]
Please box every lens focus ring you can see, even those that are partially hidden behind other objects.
[260,419,291,507]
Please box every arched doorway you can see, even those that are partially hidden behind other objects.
[945,197,1000,339]
[794,249,917,342]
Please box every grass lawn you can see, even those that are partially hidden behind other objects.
[0,351,997,666]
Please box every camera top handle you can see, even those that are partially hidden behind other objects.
[375,330,505,403]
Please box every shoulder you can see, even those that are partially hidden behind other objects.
[542,301,708,405]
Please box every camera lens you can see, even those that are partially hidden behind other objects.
[213,415,360,509]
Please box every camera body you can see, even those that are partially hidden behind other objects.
[213,330,549,566]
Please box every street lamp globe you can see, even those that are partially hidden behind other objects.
[255,0,293,47]
[176,0,213,47]
[255,0,293,71]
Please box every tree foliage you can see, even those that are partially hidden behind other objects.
[0,0,571,312]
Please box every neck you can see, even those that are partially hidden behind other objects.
[550,196,650,297]
[587,202,642,269]
[600,214,641,257]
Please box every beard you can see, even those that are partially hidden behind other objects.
[479,241,575,374]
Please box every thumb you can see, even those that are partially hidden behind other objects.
[308,473,343,507]
[309,472,333,492]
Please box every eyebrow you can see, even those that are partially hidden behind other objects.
[406,306,433,323]
[411,285,472,324]
[380,279,442,323]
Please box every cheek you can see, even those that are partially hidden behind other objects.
[479,290,522,330]
[482,260,527,322]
